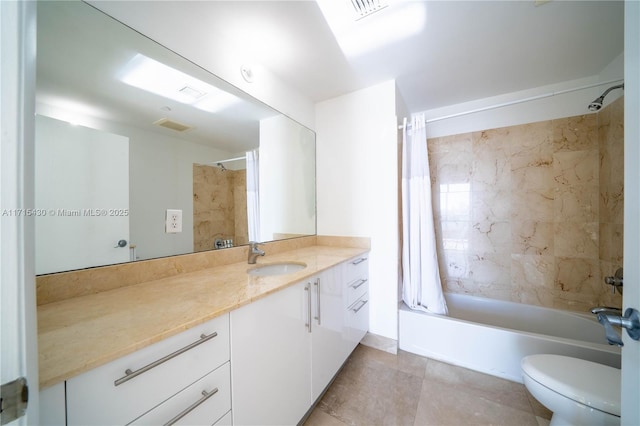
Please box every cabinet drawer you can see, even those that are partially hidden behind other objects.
[344,254,369,283]
[130,362,231,426]
[346,293,369,350]
[215,411,232,426]
[345,276,368,307]
[67,314,230,425]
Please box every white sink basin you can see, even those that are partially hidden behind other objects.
[247,262,307,277]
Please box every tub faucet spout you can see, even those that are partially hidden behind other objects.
[248,241,265,264]
[597,313,624,346]
[590,306,622,315]
[596,308,640,347]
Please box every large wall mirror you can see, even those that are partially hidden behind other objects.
[35,1,316,275]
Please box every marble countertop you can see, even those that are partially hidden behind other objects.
[37,245,368,389]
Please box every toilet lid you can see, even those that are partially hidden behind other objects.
[522,354,621,416]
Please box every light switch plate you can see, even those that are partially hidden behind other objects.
[165,209,182,233]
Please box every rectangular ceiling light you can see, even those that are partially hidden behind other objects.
[318,0,425,57]
[119,54,240,113]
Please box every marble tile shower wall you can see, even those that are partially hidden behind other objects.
[193,165,248,252]
[427,97,623,312]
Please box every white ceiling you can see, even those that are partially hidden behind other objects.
[37,1,282,152]
[38,0,624,151]
[89,0,624,113]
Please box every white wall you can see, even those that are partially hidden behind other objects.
[36,103,234,262]
[259,115,316,242]
[87,1,315,131]
[395,86,410,124]
[316,80,399,340]
[422,53,624,138]
[395,89,409,303]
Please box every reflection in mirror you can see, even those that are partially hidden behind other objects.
[193,156,249,252]
[35,1,316,275]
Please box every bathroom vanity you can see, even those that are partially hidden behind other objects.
[37,240,369,425]
[231,253,369,425]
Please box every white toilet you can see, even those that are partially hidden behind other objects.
[521,354,620,426]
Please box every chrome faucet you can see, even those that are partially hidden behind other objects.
[590,306,623,315]
[248,241,265,264]
[596,308,640,347]
[591,306,624,346]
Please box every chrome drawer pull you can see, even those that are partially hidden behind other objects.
[114,332,218,386]
[351,257,367,265]
[350,278,368,289]
[305,284,312,333]
[352,299,368,313]
[163,387,219,426]
[314,278,321,325]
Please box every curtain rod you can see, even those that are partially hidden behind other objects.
[210,155,246,164]
[398,78,624,129]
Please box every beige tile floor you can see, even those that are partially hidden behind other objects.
[304,345,553,426]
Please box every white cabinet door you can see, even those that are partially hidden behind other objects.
[39,383,65,426]
[311,266,349,401]
[230,281,312,425]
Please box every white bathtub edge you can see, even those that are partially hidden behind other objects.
[399,299,621,384]
[399,307,526,383]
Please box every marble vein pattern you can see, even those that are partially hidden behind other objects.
[427,97,624,312]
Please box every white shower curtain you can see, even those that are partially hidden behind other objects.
[402,114,448,315]
[246,149,260,242]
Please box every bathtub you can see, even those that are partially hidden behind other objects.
[398,293,621,383]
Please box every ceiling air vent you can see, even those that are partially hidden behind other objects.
[153,118,192,132]
[349,0,388,20]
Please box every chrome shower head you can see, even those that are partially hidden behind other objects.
[216,162,227,171]
[588,96,604,111]
[588,83,624,112]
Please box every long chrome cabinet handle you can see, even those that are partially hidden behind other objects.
[351,257,367,265]
[350,278,368,289]
[114,332,218,386]
[314,278,321,325]
[305,283,312,333]
[162,388,219,426]
[352,299,368,313]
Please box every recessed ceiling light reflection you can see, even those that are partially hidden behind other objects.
[193,91,242,113]
[119,54,241,113]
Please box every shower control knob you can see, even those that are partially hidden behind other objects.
[604,268,623,293]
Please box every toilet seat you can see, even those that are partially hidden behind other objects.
[521,354,621,417]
